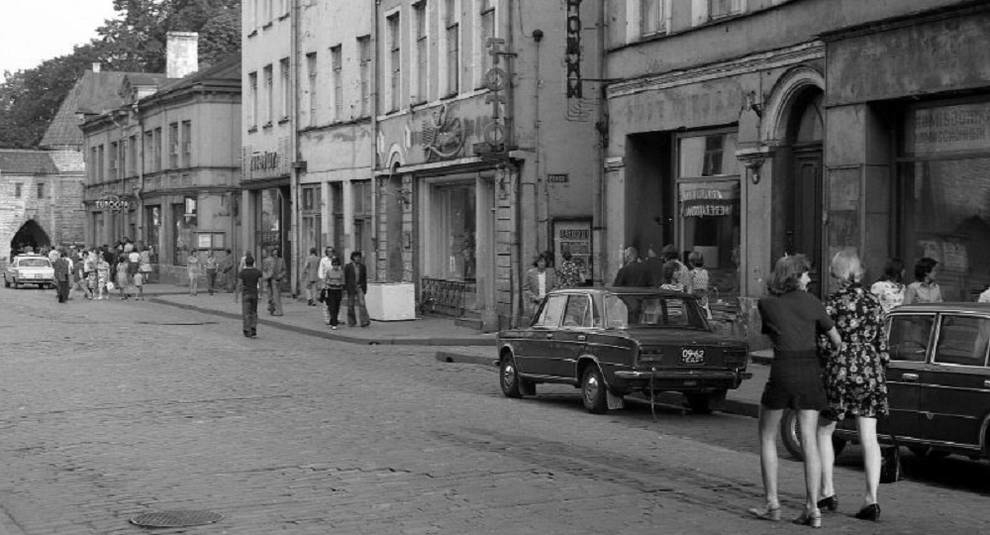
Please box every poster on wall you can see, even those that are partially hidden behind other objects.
[553,219,592,284]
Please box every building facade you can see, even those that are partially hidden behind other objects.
[81,37,241,283]
[603,0,990,343]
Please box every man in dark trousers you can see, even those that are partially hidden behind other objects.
[52,249,71,303]
[236,255,262,338]
[343,250,370,327]
[613,246,652,287]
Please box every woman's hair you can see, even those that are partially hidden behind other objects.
[914,257,938,282]
[767,254,811,295]
[880,257,904,284]
[562,249,573,261]
[830,248,864,283]
[532,253,548,267]
[330,255,341,266]
[662,260,680,284]
[688,250,704,268]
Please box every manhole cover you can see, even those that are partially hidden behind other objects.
[129,510,223,528]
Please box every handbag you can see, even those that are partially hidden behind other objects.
[106,281,115,291]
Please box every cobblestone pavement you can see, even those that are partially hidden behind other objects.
[1,287,989,534]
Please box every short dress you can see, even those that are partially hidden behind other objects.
[818,283,889,421]
[757,290,834,411]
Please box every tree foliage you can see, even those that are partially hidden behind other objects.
[0,0,241,149]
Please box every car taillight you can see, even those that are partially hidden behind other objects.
[638,347,664,364]
[724,349,747,367]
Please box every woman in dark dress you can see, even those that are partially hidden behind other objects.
[816,249,888,522]
[750,254,842,528]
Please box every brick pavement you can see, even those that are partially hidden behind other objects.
[2,286,989,534]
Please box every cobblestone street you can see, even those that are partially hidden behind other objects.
[2,288,989,534]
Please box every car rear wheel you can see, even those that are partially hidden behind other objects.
[500,356,523,398]
[685,390,725,415]
[581,366,607,414]
[781,409,847,460]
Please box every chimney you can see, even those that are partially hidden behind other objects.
[166,31,199,78]
[92,63,101,73]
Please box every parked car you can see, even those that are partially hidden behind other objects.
[781,302,990,467]
[3,254,54,289]
[497,287,751,414]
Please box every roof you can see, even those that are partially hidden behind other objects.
[0,149,59,174]
[39,70,143,149]
[146,55,241,100]
[892,302,990,314]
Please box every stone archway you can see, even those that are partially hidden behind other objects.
[10,219,51,256]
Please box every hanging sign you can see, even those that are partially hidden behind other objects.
[94,194,133,212]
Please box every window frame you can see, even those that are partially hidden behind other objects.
[387,12,402,112]
[444,0,460,97]
[331,45,343,121]
[932,313,990,368]
[887,313,936,363]
[413,0,429,104]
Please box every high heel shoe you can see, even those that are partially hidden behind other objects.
[748,504,781,521]
[793,508,822,528]
[817,495,838,512]
[854,503,881,521]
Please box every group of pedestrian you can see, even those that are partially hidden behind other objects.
[308,247,370,330]
[751,250,890,528]
[47,239,153,304]
[612,244,713,316]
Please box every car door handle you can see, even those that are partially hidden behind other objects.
[901,373,919,382]
[577,335,587,342]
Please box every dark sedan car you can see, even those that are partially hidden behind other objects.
[497,287,751,414]
[782,302,990,473]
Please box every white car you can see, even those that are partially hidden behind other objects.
[3,254,55,289]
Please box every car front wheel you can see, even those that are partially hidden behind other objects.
[500,356,523,398]
[581,366,608,414]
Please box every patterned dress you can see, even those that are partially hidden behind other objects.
[557,260,583,288]
[818,282,890,421]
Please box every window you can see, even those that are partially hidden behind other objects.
[174,201,196,265]
[196,232,226,250]
[109,141,119,178]
[98,144,105,180]
[479,0,496,84]
[331,45,343,120]
[36,183,45,199]
[353,180,374,259]
[331,182,344,250]
[709,0,744,20]
[534,294,567,328]
[562,295,593,328]
[153,127,162,171]
[934,315,990,366]
[248,71,258,128]
[641,0,665,36]
[181,121,192,167]
[358,36,371,116]
[387,13,401,111]
[128,135,137,175]
[301,185,322,261]
[280,57,290,121]
[888,315,935,362]
[445,0,459,96]
[264,0,273,24]
[263,64,274,125]
[426,183,476,281]
[306,52,318,126]
[414,1,428,103]
[14,183,22,198]
[168,122,179,168]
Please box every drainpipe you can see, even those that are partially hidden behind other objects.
[290,0,301,295]
[371,0,381,281]
[593,1,606,285]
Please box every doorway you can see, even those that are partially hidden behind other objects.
[10,220,51,256]
[785,91,824,295]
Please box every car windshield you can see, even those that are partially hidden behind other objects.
[17,258,50,268]
[604,293,708,330]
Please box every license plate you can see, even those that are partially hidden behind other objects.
[681,348,705,365]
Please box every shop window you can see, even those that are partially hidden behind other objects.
[331,182,344,251]
[145,206,160,253]
[677,131,741,298]
[301,185,322,259]
[174,200,197,265]
[353,180,373,258]
[426,183,476,281]
[898,100,990,301]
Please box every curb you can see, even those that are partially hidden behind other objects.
[148,297,495,347]
[436,349,763,419]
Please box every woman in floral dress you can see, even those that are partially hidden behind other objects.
[816,249,889,522]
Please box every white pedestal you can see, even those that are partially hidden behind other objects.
[366,282,417,321]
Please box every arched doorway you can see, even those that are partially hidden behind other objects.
[785,90,825,294]
[10,220,51,256]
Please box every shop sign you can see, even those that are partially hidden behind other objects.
[94,194,133,212]
[565,0,582,98]
[679,181,739,218]
[547,173,569,183]
[478,36,511,154]
[421,105,465,160]
[553,219,593,281]
[912,102,990,155]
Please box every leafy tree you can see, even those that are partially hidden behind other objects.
[0,0,241,149]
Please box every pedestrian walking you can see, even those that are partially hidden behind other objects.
[749,253,842,528]
[187,249,201,296]
[323,255,345,329]
[903,257,942,304]
[869,258,905,314]
[236,255,262,338]
[262,247,285,316]
[53,250,71,303]
[303,248,321,306]
[344,250,370,327]
[816,249,889,522]
[116,256,130,300]
[612,247,651,287]
[96,254,110,300]
[138,245,153,285]
[204,249,218,296]
[83,249,97,300]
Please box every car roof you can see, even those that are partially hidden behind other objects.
[548,286,695,298]
[892,302,990,314]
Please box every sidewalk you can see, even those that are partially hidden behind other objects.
[141,282,767,418]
